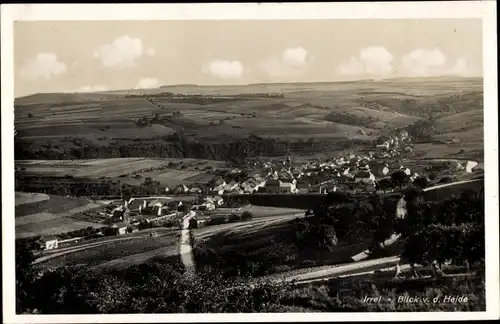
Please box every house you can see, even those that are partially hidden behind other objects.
[175,184,189,194]
[209,176,226,189]
[465,160,478,173]
[296,180,310,194]
[164,186,170,193]
[264,179,281,193]
[279,181,297,193]
[403,168,411,176]
[400,130,409,141]
[35,235,59,250]
[354,171,376,184]
[377,141,390,150]
[110,222,129,235]
[223,181,239,193]
[189,187,202,194]
[210,184,225,195]
[213,196,224,206]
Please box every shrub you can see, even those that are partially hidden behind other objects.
[208,216,227,226]
[189,218,198,229]
[241,211,253,221]
[227,214,241,223]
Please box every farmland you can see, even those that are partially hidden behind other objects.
[16,158,223,185]
[15,77,483,162]
[15,192,106,239]
[35,230,180,269]
[192,217,373,277]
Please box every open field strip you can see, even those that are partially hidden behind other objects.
[193,213,305,240]
[94,245,180,269]
[34,230,178,266]
[16,220,102,240]
[15,192,50,206]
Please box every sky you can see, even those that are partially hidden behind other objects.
[14,19,483,97]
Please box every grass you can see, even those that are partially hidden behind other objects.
[203,205,304,219]
[15,193,106,239]
[36,231,180,268]
[15,194,95,217]
[15,158,223,188]
[192,219,372,278]
[15,77,483,145]
[15,192,50,206]
[283,273,485,311]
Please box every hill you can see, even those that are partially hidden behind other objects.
[15,192,106,239]
[14,77,483,161]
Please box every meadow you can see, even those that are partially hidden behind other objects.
[15,77,483,162]
[15,193,106,239]
[35,231,180,269]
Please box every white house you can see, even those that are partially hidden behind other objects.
[404,168,411,176]
[35,235,59,250]
[175,184,189,194]
[376,141,390,150]
[466,161,478,173]
[382,165,390,176]
[211,184,225,195]
[354,171,376,184]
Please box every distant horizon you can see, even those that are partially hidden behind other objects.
[15,74,483,99]
[14,19,482,98]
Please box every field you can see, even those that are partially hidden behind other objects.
[16,158,225,188]
[15,77,484,161]
[35,230,180,269]
[15,192,106,239]
[15,192,50,206]
[192,218,373,278]
[202,205,304,218]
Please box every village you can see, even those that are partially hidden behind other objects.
[32,129,480,252]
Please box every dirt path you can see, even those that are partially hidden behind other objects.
[180,211,196,274]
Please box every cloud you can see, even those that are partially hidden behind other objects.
[19,53,67,82]
[338,46,393,77]
[93,35,155,69]
[282,46,309,68]
[261,46,312,80]
[75,85,108,93]
[203,59,244,79]
[401,49,447,76]
[135,77,160,89]
[448,58,468,76]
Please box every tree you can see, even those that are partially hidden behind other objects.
[16,241,36,313]
[391,171,409,188]
[188,218,198,229]
[241,211,253,221]
[412,176,429,189]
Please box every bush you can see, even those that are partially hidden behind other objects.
[208,216,227,226]
[241,211,253,221]
[227,214,241,223]
[189,218,198,229]
[438,176,454,184]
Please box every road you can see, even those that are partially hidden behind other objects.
[180,211,196,274]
